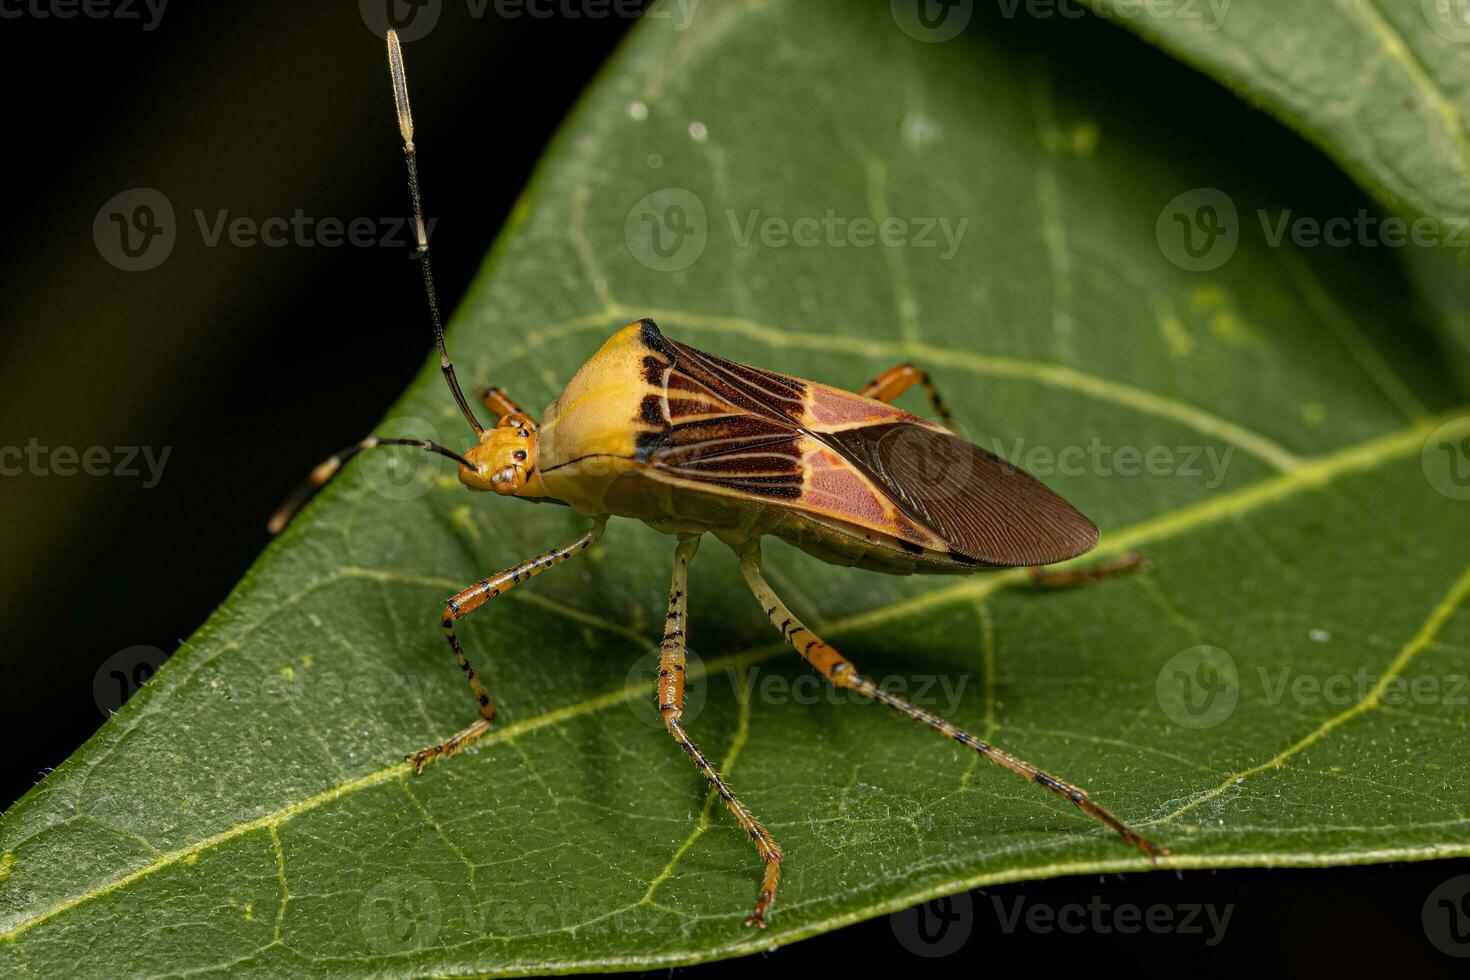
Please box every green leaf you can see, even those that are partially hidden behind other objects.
[1082,0,1470,245]
[5,2,1470,975]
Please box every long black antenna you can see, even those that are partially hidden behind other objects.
[386,29,484,436]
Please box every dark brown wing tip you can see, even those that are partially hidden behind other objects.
[830,422,1102,568]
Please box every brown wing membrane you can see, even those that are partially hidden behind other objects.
[824,422,1099,567]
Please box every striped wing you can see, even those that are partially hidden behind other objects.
[635,328,1098,566]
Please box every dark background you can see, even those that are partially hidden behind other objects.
[0,1,1462,974]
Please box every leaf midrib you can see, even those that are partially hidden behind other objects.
[5,410,1466,944]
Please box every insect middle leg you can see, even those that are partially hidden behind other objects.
[739,549,1165,857]
[407,518,607,774]
[658,535,783,927]
[858,362,955,429]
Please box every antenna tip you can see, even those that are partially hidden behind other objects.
[386,29,414,145]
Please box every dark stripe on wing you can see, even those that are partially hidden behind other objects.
[635,324,809,499]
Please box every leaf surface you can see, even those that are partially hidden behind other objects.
[1083,0,1470,243]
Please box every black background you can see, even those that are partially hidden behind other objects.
[0,1,1463,975]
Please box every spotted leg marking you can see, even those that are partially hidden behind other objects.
[658,535,783,927]
[407,518,608,774]
[858,362,955,431]
[739,549,1166,858]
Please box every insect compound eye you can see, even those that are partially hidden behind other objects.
[513,450,528,462]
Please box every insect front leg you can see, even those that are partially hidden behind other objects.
[858,362,955,430]
[657,535,783,928]
[407,518,607,774]
[739,549,1166,858]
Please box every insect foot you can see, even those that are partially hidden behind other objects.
[405,717,494,775]
[743,858,782,928]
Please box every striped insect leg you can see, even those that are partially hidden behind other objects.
[739,552,1166,858]
[407,518,607,774]
[658,535,783,928]
[857,362,955,431]
[479,386,526,420]
[1028,551,1150,588]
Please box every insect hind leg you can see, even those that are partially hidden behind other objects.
[658,535,782,927]
[858,362,955,430]
[739,550,1165,858]
[1028,551,1150,589]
